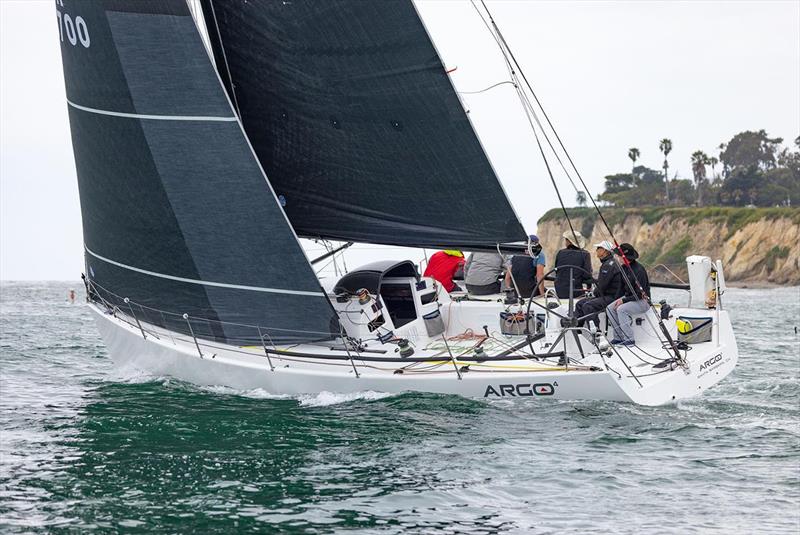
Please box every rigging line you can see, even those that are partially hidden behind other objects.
[469,1,578,242]
[478,0,614,240]
[647,263,688,285]
[314,253,340,276]
[322,240,340,277]
[476,2,679,358]
[475,2,667,330]
[472,5,639,300]
[468,3,665,358]
[469,1,516,79]
[458,80,516,95]
[497,243,522,308]
[515,84,581,194]
[508,74,580,244]
[470,1,580,195]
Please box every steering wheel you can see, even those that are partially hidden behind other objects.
[523,264,595,326]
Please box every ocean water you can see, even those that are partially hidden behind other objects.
[1,282,798,534]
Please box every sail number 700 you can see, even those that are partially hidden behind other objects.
[55,1,90,48]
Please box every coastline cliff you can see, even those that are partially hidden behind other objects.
[536,207,800,286]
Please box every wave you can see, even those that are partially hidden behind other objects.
[296,390,397,407]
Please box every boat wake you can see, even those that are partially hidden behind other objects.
[296,390,396,407]
[109,364,170,386]
[107,363,398,406]
[202,386,396,406]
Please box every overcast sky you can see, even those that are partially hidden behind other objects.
[1,0,798,281]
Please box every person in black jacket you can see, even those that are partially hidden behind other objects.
[575,240,622,330]
[606,243,651,346]
[554,230,592,298]
[505,235,546,298]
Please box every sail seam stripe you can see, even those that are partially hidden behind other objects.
[66,99,237,122]
[84,246,326,297]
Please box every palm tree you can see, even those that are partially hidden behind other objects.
[628,147,640,177]
[576,191,587,207]
[659,138,672,203]
[691,150,709,206]
[709,156,719,181]
[718,142,727,178]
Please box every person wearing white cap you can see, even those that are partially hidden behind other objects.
[554,230,592,298]
[574,240,622,331]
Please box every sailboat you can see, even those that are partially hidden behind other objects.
[56,0,738,405]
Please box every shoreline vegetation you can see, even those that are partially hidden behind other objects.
[588,131,799,209]
[537,129,799,286]
[540,206,800,235]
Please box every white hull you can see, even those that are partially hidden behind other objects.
[90,298,738,406]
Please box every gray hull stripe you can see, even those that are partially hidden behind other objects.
[67,99,238,122]
[85,246,326,297]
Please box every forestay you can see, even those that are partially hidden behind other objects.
[56,0,340,344]
[201,0,527,250]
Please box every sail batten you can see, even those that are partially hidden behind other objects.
[84,246,326,298]
[57,0,339,343]
[66,100,237,121]
[201,0,527,250]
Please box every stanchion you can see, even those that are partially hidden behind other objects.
[257,326,275,371]
[339,326,360,378]
[441,335,462,380]
[124,297,147,340]
[183,313,203,358]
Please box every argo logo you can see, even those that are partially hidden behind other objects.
[699,353,723,372]
[484,383,556,397]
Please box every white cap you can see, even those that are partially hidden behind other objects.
[593,240,614,251]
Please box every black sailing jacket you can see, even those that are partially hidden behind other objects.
[595,255,623,302]
[554,246,593,298]
[620,260,651,303]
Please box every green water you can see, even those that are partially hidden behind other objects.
[1,282,798,533]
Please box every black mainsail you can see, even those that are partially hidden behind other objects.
[201,0,527,250]
[57,0,339,343]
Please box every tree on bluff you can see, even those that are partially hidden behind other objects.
[720,130,783,174]
[598,165,666,207]
[596,130,797,208]
[717,131,797,206]
[691,151,709,206]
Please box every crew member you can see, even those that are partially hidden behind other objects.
[464,251,508,295]
[574,241,621,330]
[423,250,465,293]
[505,235,546,298]
[554,230,592,298]
[606,243,651,346]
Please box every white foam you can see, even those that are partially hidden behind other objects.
[105,369,396,406]
[296,390,396,407]
[201,385,290,400]
[108,364,169,385]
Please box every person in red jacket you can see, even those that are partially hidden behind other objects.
[423,250,465,293]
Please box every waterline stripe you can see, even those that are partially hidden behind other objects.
[67,99,238,122]
[84,246,325,297]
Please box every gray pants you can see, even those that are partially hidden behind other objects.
[466,281,501,295]
[606,299,649,341]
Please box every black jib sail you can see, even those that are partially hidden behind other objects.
[200,0,527,250]
[56,0,339,344]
